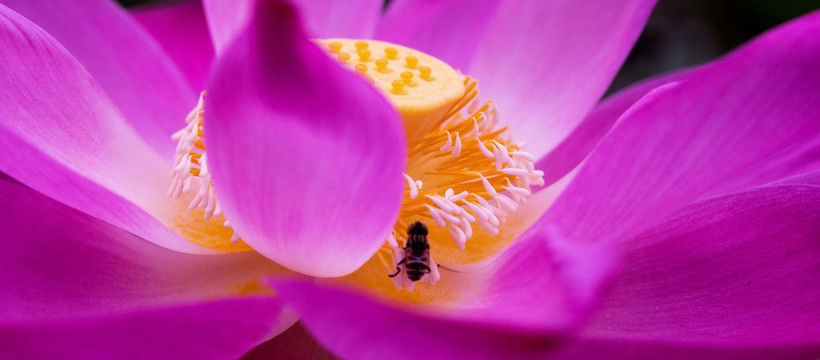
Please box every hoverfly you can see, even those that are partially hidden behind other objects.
[389,221,439,284]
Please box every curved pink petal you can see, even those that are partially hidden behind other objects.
[241,322,337,359]
[203,0,383,54]
[270,279,562,359]
[537,68,691,185]
[468,0,656,160]
[376,0,501,71]
[268,216,618,358]
[581,184,820,348]
[0,177,298,357]
[206,0,406,276]
[553,339,820,360]
[201,0,254,54]
[0,177,290,321]
[0,298,291,360]
[0,4,209,253]
[290,0,383,38]
[3,0,195,158]
[131,0,215,90]
[701,134,820,199]
[542,11,820,244]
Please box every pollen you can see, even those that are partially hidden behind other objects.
[318,39,544,291]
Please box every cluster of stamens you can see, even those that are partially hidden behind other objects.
[169,92,240,243]
[168,39,544,290]
[377,78,544,280]
[318,39,544,286]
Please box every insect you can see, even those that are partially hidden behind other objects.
[389,221,437,282]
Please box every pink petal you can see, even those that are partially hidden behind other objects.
[131,0,215,90]
[542,10,820,244]
[267,218,617,358]
[376,0,501,71]
[553,339,820,360]
[203,0,383,54]
[290,0,383,38]
[538,68,691,186]
[1,298,292,360]
[702,134,820,199]
[205,0,406,276]
[0,178,297,358]
[581,184,820,346]
[241,322,337,360]
[468,0,657,160]
[3,0,196,158]
[270,279,562,359]
[0,5,206,253]
[0,177,288,321]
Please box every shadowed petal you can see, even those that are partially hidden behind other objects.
[241,322,338,360]
[0,4,213,253]
[376,0,501,71]
[131,0,215,90]
[552,339,820,360]
[0,298,292,360]
[542,11,820,244]
[582,185,820,348]
[203,0,383,54]
[206,0,406,276]
[3,0,195,158]
[537,69,691,185]
[469,0,657,160]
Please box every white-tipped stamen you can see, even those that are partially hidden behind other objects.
[168,92,242,244]
[451,132,462,157]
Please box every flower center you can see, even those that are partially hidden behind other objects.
[317,39,544,291]
[168,39,543,292]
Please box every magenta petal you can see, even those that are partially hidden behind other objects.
[3,0,195,158]
[450,226,618,331]
[468,0,656,159]
[702,134,820,199]
[270,279,562,359]
[0,178,297,357]
[554,339,820,360]
[582,185,820,347]
[290,0,383,38]
[376,0,501,71]
[0,4,205,252]
[201,0,253,54]
[0,297,290,360]
[537,68,691,185]
[203,0,383,54]
[0,177,287,323]
[206,0,406,276]
[241,322,337,360]
[543,11,820,244]
[267,224,616,358]
[131,0,215,90]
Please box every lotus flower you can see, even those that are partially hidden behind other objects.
[1,0,819,358]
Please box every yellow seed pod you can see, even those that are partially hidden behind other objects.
[315,39,466,143]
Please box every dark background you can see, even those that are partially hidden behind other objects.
[121,0,820,94]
